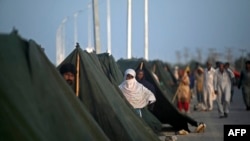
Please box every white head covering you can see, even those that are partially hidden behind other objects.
[119,68,156,108]
[124,68,136,79]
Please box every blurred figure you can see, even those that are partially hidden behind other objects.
[176,68,191,114]
[224,62,235,102]
[136,69,156,95]
[238,60,250,111]
[214,62,235,118]
[202,61,216,111]
[194,66,204,111]
[215,61,221,69]
[188,70,195,99]
[136,69,156,111]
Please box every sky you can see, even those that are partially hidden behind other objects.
[1,0,250,66]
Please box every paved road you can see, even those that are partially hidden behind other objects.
[159,87,250,141]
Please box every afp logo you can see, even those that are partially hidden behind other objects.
[224,125,250,141]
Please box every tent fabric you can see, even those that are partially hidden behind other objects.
[57,47,161,141]
[97,53,123,86]
[117,59,200,132]
[0,32,110,141]
[150,60,178,102]
[97,53,162,133]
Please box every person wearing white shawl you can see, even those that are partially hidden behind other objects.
[119,68,156,117]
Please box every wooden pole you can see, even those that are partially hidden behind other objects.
[152,64,156,73]
[75,46,80,97]
[140,62,144,70]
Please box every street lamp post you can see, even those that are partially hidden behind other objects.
[56,17,68,66]
[107,0,111,54]
[144,0,148,60]
[127,0,132,59]
[92,0,101,54]
[73,10,82,45]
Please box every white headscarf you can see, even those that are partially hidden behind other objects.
[119,69,156,108]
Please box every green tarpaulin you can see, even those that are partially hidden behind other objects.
[117,58,200,132]
[0,32,109,141]
[96,53,163,133]
[150,60,178,102]
[97,53,123,86]
[57,47,161,141]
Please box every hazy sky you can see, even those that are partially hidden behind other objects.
[1,0,250,65]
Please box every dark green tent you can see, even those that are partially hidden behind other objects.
[150,60,178,102]
[57,46,161,141]
[97,53,123,85]
[0,32,109,141]
[96,53,163,133]
[117,59,200,132]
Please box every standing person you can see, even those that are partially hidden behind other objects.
[224,62,236,102]
[136,69,156,95]
[176,68,191,114]
[119,68,156,118]
[194,66,204,110]
[238,60,250,111]
[202,61,216,111]
[214,62,235,118]
[136,69,156,111]
[59,63,76,87]
[188,70,195,99]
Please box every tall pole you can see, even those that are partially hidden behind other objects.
[56,24,63,66]
[144,0,149,60]
[74,10,82,45]
[56,17,67,66]
[73,13,78,45]
[88,3,92,48]
[62,18,67,61]
[107,0,111,54]
[127,0,132,59]
[92,0,101,53]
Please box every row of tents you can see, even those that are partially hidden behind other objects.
[0,31,201,141]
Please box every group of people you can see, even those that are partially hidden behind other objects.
[178,61,235,118]
[59,63,156,118]
[176,60,250,119]
[59,63,206,134]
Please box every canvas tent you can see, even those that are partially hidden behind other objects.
[57,46,161,141]
[150,60,178,102]
[0,32,109,141]
[97,53,123,85]
[117,58,200,132]
[96,53,163,133]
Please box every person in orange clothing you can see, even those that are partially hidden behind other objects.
[176,67,191,114]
